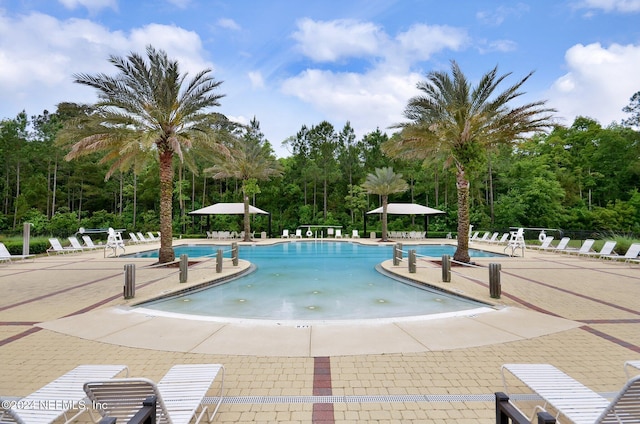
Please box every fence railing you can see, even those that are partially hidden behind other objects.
[495,392,555,424]
[99,395,157,424]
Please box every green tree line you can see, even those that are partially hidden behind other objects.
[2,109,639,239]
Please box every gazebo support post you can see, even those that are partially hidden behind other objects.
[363,210,367,235]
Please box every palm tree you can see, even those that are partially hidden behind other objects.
[59,45,228,263]
[205,123,282,241]
[361,167,408,242]
[384,61,554,262]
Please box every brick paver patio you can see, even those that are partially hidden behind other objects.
[0,238,638,423]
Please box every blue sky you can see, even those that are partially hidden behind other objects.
[1,0,639,157]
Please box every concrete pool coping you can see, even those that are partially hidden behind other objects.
[37,304,580,356]
[33,239,582,356]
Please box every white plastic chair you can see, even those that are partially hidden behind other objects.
[84,364,224,424]
[68,236,99,251]
[502,363,640,423]
[137,232,151,243]
[624,360,640,379]
[583,241,617,259]
[4,365,128,424]
[82,235,102,250]
[550,237,571,252]
[0,242,34,262]
[47,238,82,255]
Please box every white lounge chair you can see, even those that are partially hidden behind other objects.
[47,238,82,255]
[67,236,99,251]
[294,229,303,239]
[84,364,224,424]
[147,232,158,241]
[82,235,102,250]
[620,243,640,263]
[489,233,509,244]
[335,229,343,238]
[3,365,128,424]
[477,232,490,242]
[282,229,289,238]
[606,243,640,263]
[502,363,640,423]
[624,360,640,379]
[483,232,499,243]
[551,237,571,252]
[352,229,360,238]
[137,232,152,243]
[530,236,554,250]
[583,241,617,259]
[0,242,34,263]
[568,238,595,255]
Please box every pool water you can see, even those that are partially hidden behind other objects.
[138,242,495,321]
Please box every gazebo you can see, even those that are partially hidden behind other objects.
[364,203,445,237]
[189,202,271,237]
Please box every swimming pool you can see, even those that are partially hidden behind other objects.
[137,242,495,321]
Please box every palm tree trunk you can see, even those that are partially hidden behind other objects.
[243,195,251,241]
[488,160,494,225]
[133,172,137,228]
[453,166,471,263]
[381,195,388,242]
[158,151,175,263]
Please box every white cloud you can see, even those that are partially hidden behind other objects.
[476,4,530,25]
[57,0,117,13]
[281,18,468,140]
[281,68,421,140]
[128,24,209,73]
[292,18,386,62]
[478,39,518,54]
[574,0,640,12]
[395,24,468,61]
[166,0,192,9]
[291,19,468,65]
[547,42,640,125]
[217,18,241,31]
[248,71,265,89]
[0,11,214,117]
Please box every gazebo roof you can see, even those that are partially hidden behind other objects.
[366,203,445,215]
[189,202,269,215]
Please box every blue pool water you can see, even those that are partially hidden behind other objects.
[137,242,495,321]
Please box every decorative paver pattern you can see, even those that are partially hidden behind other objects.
[0,239,638,423]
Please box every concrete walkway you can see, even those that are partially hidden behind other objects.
[1,237,639,423]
